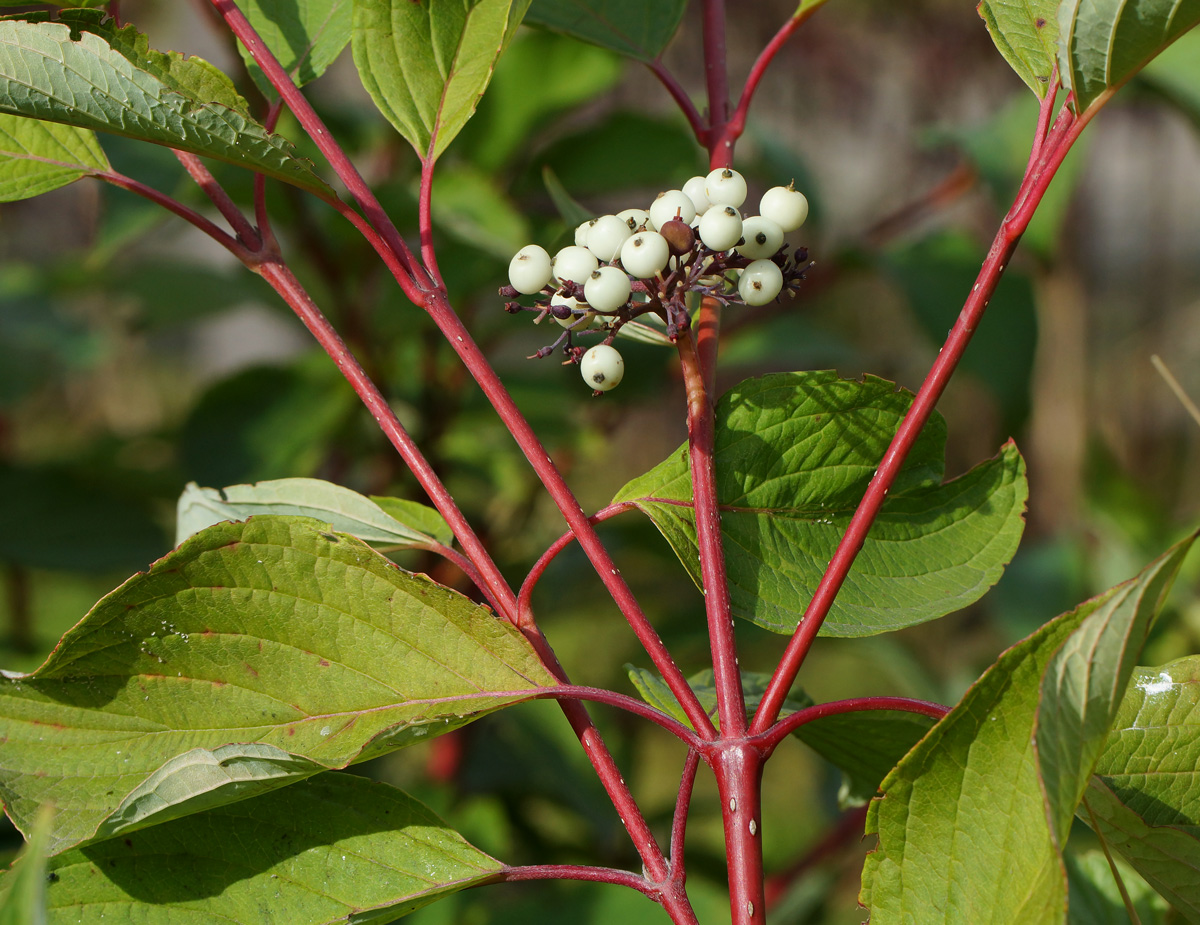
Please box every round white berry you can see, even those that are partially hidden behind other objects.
[620,231,670,278]
[698,205,743,251]
[759,185,809,232]
[736,216,784,259]
[705,167,747,208]
[574,220,594,248]
[682,175,711,215]
[649,190,696,231]
[587,214,633,263]
[738,259,784,305]
[551,294,586,328]
[508,244,552,294]
[617,208,651,232]
[584,265,632,313]
[580,344,624,392]
[552,245,599,286]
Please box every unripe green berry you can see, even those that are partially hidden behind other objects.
[682,175,711,215]
[704,167,747,208]
[620,230,670,278]
[580,344,624,391]
[584,265,632,312]
[649,190,696,231]
[508,244,552,294]
[759,185,809,232]
[617,208,651,232]
[736,215,784,259]
[587,214,633,262]
[698,205,743,251]
[552,245,599,286]
[738,259,784,305]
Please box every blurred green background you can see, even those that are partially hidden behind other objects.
[2,1,1200,921]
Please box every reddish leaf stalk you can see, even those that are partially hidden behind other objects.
[752,696,950,752]
[752,100,1083,734]
[648,58,707,145]
[418,156,445,288]
[497,864,658,897]
[670,749,703,873]
[172,149,262,248]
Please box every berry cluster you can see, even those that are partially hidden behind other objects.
[500,168,811,393]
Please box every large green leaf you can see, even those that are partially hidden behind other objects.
[1037,544,1193,846]
[860,536,1193,923]
[977,0,1059,97]
[38,774,502,924]
[0,516,557,855]
[237,0,353,95]
[627,667,935,808]
[353,0,531,162]
[0,113,107,201]
[0,14,331,196]
[1058,0,1200,114]
[524,0,687,61]
[613,372,1028,636]
[175,477,453,550]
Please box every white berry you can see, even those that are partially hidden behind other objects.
[587,214,632,262]
[508,244,552,294]
[552,245,599,286]
[738,259,784,305]
[620,231,670,278]
[759,185,809,232]
[580,344,624,391]
[617,208,651,232]
[736,216,784,259]
[584,266,632,312]
[682,175,711,215]
[698,205,743,251]
[705,167,747,208]
[649,190,697,231]
[574,220,594,248]
[552,294,586,328]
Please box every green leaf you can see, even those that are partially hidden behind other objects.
[371,496,457,547]
[353,0,532,162]
[0,805,52,925]
[0,516,557,855]
[0,113,107,201]
[42,774,502,923]
[524,0,687,61]
[429,162,530,260]
[1037,543,1193,846]
[1058,0,1200,115]
[627,667,935,809]
[1065,848,1169,925]
[976,0,1059,97]
[1082,778,1200,921]
[0,14,331,196]
[1139,28,1200,131]
[613,371,1028,636]
[861,535,1194,923]
[175,477,452,551]
[542,164,593,229]
[237,0,353,95]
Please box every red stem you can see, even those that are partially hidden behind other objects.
[172,149,261,248]
[418,156,445,288]
[753,696,950,751]
[648,58,708,145]
[711,745,766,925]
[669,750,702,874]
[498,864,658,898]
[751,99,1084,734]
[517,502,636,628]
[702,0,730,167]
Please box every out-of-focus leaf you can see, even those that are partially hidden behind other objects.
[0,516,558,854]
[861,536,1194,923]
[0,804,52,925]
[1058,0,1200,115]
[615,372,1028,636]
[977,0,1059,97]
[430,163,529,260]
[0,13,331,195]
[236,0,353,95]
[41,774,502,923]
[1066,848,1169,925]
[1139,29,1200,131]
[179,360,355,487]
[175,477,451,550]
[542,164,593,229]
[524,0,687,61]
[0,463,166,572]
[353,0,531,162]
[0,114,107,202]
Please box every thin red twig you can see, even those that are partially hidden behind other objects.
[498,865,659,899]
[648,58,708,145]
[702,0,729,168]
[669,750,702,873]
[172,149,261,248]
[418,155,445,288]
[753,696,949,751]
